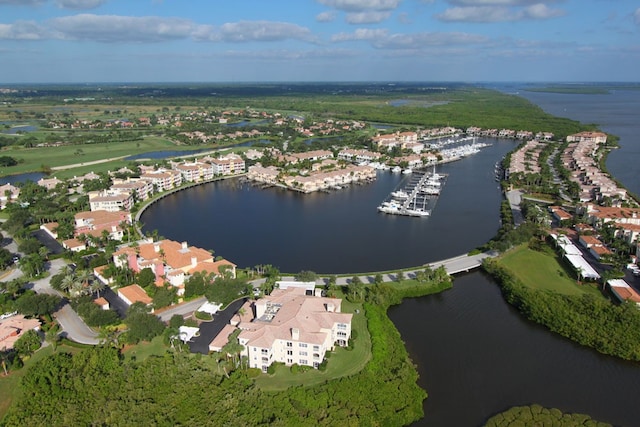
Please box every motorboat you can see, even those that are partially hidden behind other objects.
[391,190,409,199]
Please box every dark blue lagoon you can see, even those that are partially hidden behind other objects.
[141,139,513,274]
[0,172,46,185]
[392,271,640,427]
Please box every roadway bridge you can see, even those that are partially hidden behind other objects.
[428,251,496,276]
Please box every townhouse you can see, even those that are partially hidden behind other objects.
[88,190,134,212]
[0,183,19,209]
[112,239,236,295]
[110,179,154,201]
[140,168,183,192]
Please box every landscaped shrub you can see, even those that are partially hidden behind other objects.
[194,311,212,321]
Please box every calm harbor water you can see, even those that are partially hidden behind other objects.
[138,87,640,426]
[142,138,513,274]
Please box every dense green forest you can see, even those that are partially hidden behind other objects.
[483,258,640,361]
[484,405,611,427]
[2,280,452,426]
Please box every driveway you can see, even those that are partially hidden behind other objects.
[188,298,246,354]
[157,296,207,322]
[31,229,65,255]
[506,189,525,226]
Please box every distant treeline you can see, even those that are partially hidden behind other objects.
[3,84,592,137]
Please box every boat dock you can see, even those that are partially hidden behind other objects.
[377,169,447,217]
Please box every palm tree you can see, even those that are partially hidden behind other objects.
[90,280,106,298]
[76,269,92,294]
[60,274,79,294]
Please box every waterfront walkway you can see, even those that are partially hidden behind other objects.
[250,251,495,288]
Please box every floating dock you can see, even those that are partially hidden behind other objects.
[377,169,447,217]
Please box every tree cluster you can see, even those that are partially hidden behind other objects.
[484,258,640,361]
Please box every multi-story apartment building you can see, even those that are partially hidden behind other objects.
[235,287,352,372]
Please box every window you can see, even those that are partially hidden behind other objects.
[299,343,307,348]
[300,360,308,365]
[313,345,320,351]
[287,350,293,356]
[313,353,320,359]
[337,323,347,330]
[261,349,269,355]
[262,357,269,363]
[299,351,307,356]
[337,331,347,338]
[286,342,293,347]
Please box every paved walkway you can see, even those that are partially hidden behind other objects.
[506,189,525,226]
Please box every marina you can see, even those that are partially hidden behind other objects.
[377,168,447,217]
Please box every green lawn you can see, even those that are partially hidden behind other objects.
[255,300,371,391]
[122,335,168,362]
[0,137,213,176]
[499,244,600,296]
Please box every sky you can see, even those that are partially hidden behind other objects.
[0,0,639,83]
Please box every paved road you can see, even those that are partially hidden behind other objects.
[157,296,207,322]
[1,230,100,345]
[32,258,100,344]
[252,252,495,288]
[50,155,129,171]
[55,303,100,345]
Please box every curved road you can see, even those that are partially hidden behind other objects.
[1,232,100,345]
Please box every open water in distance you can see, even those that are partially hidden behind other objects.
[142,138,513,274]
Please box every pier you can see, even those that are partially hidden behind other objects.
[377,169,447,217]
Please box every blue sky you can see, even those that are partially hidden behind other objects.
[0,0,639,83]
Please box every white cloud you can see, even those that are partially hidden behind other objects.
[49,14,195,42]
[346,11,391,24]
[204,21,318,43]
[437,6,519,22]
[317,0,401,12]
[437,3,564,22]
[373,31,488,48]
[221,48,358,60]
[0,20,47,40]
[332,28,488,49]
[55,0,107,9]
[524,3,564,19]
[331,28,389,42]
[316,11,336,22]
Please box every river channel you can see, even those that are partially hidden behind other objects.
[141,89,640,426]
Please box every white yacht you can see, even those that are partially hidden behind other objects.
[402,168,413,175]
[392,166,402,173]
[391,190,409,199]
[377,201,402,214]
